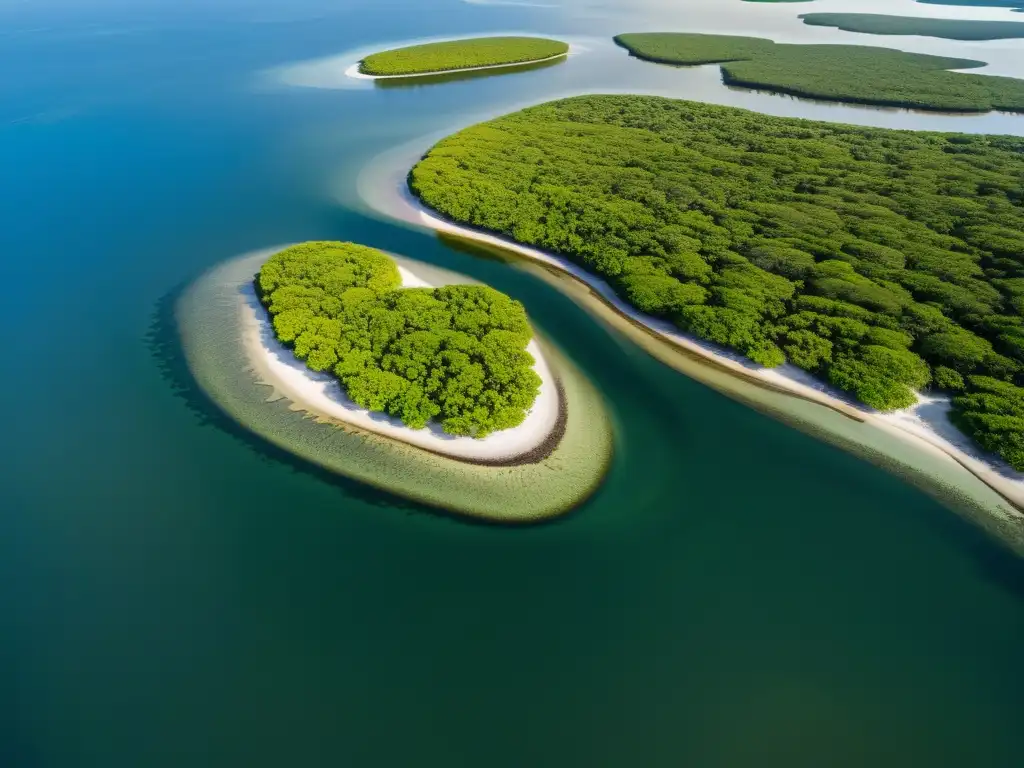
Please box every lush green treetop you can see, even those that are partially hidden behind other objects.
[614,33,1024,112]
[410,95,1024,467]
[257,242,541,437]
[359,36,568,76]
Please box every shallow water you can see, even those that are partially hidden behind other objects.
[2,1,1023,767]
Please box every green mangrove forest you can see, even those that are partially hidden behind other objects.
[256,242,541,437]
[918,0,1023,9]
[410,95,1024,469]
[359,36,568,76]
[614,33,1024,113]
[801,13,1024,41]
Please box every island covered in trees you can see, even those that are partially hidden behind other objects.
[256,242,541,437]
[409,95,1024,469]
[800,13,1024,41]
[358,36,568,76]
[918,0,1023,9]
[613,33,1024,113]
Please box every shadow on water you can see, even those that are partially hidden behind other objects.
[146,282,422,514]
[906,484,1024,600]
[146,281,595,530]
[372,55,566,89]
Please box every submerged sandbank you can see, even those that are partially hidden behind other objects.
[243,257,561,464]
[178,248,613,522]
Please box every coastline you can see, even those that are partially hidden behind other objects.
[383,182,1024,514]
[346,49,570,81]
[241,255,564,465]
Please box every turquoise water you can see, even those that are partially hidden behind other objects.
[2,2,1023,766]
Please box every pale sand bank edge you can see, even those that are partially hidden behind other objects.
[241,257,562,464]
[393,191,1024,513]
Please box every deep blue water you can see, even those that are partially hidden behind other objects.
[2,2,1023,766]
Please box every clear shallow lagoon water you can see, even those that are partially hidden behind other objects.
[2,1,1023,766]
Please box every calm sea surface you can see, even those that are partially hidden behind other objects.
[2,1,1022,766]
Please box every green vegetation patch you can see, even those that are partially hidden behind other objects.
[613,32,1024,112]
[410,95,1024,468]
[918,0,1023,10]
[256,242,540,437]
[953,378,1024,470]
[359,36,568,76]
[801,13,1024,41]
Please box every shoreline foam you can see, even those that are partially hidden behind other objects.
[241,257,563,464]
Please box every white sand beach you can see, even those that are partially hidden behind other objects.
[241,259,561,463]
[390,194,1023,509]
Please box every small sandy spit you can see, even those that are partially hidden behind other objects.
[241,261,561,463]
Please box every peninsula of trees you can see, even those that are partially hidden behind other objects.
[801,13,1024,41]
[358,36,568,76]
[613,33,1024,113]
[256,242,541,437]
[409,95,1024,469]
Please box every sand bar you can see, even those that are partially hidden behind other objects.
[241,258,561,463]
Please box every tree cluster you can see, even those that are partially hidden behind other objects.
[800,13,1024,42]
[410,95,1024,468]
[917,0,1024,10]
[257,242,541,437]
[613,33,1024,113]
[360,37,568,76]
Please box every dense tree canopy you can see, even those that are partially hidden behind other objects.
[800,13,1024,41]
[410,95,1024,468]
[613,33,1024,113]
[359,37,568,76]
[257,242,541,437]
[918,0,1024,9]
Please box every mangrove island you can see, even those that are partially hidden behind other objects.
[409,95,1024,472]
[614,32,1024,113]
[800,13,1024,42]
[357,36,569,77]
[256,241,542,438]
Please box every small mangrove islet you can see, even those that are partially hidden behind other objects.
[256,241,541,438]
[178,245,613,521]
[613,32,1024,113]
[357,36,569,77]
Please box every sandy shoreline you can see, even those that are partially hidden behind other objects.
[387,189,1024,512]
[345,50,570,81]
[240,257,562,464]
